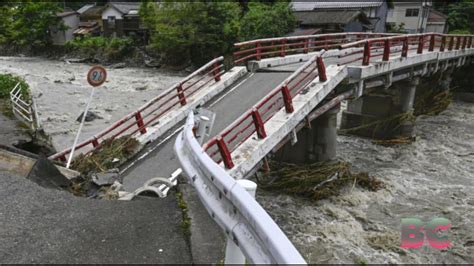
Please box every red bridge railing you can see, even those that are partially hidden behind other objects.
[233,32,398,65]
[207,32,474,169]
[337,33,474,66]
[204,54,327,168]
[50,56,225,162]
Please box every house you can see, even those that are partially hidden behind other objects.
[386,1,432,33]
[291,1,389,34]
[51,11,80,45]
[101,2,146,39]
[426,9,448,33]
[76,5,106,36]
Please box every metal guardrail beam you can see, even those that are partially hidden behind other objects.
[174,112,306,264]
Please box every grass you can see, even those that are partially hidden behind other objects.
[258,160,384,201]
[176,191,192,237]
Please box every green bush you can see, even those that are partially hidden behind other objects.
[65,36,133,60]
[240,2,296,41]
[0,73,29,99]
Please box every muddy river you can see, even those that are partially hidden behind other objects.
[258,100,474,264]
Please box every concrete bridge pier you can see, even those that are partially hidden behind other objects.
[398,77,419,138]
[341,77,421,139]
[439,67,454,92]
[274,105,340,164]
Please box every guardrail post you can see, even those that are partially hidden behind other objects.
[58,155,67,162]
[176,84,187,106]
[462,36,467,49]
[383,39,390,61]
[135,112,147,134]
[468,36,473,48]
[316,56,327,82]
[440,36,446,52]
[216,136,234,169]
[281,85,294,113]
[417,35,424,54]
[429,34,435,52]
[448,36,454,51]
[251,108,266,139]
[304,38,309,53]
[455,36,461,50]
[402,37,409,57]
[256,41,262,60]
[92,138,99,147]
[362,41,371,66]
[213,63,221,82]
[280,39,286,57]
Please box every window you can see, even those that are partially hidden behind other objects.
[405,9,419,17]
[108,16,116,28]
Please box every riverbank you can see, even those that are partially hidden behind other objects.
[258,100,474,264]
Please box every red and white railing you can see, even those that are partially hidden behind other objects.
[50,57,225,162]
[204,54,327,168]
[205,32,474,169]
[337,33,474,66]
[233,32,398,65]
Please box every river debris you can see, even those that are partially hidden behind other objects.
[415,87,452,116]
[71,136,140,174]
[371,136,415,146]
[257,160,384,201]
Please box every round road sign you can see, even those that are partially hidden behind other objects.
[87,66,107,87]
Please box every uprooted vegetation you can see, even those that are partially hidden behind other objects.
[257,160,384,201]
[71,136,140,175]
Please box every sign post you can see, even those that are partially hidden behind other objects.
[66,66,107,169]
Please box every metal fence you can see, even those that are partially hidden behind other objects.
[9,82,40,130]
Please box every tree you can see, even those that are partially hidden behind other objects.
[9,1,64,47]
[141,1,241,66]
[0,5,14,44]
[240,2,296,41]
[442,0,474,33]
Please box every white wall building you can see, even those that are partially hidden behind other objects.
[51,11,80,45]
[386,1,432,33]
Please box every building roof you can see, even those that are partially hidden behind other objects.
[81,6,105,17]
[292,0,383,11]
[57,11,78,18]
[286,28,322,37]
[295,10,370,26]
[77,4,95,14]
[428,9,448,23]
[108,2,141,15]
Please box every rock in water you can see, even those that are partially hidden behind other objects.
[76,111,101,122]
[110,62,126,69]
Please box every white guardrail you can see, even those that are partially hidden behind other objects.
[174,112,306,264]
[9,82,40,130]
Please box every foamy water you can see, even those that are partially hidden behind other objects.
[257,100,474,264]
[0,56,183,151]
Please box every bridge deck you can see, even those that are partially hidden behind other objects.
[121,71,292,191]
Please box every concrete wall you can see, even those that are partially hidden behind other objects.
[387,2,430,33]
[426,22,447,33]
[51,14,80,45]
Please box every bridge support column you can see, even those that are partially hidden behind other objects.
[274,105,340,164]
[312,105,339,162]
[440,67,454,91]
[341,77,420,139]
[398,77,419,138]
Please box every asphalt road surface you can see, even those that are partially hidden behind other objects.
[121,71,292,191]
